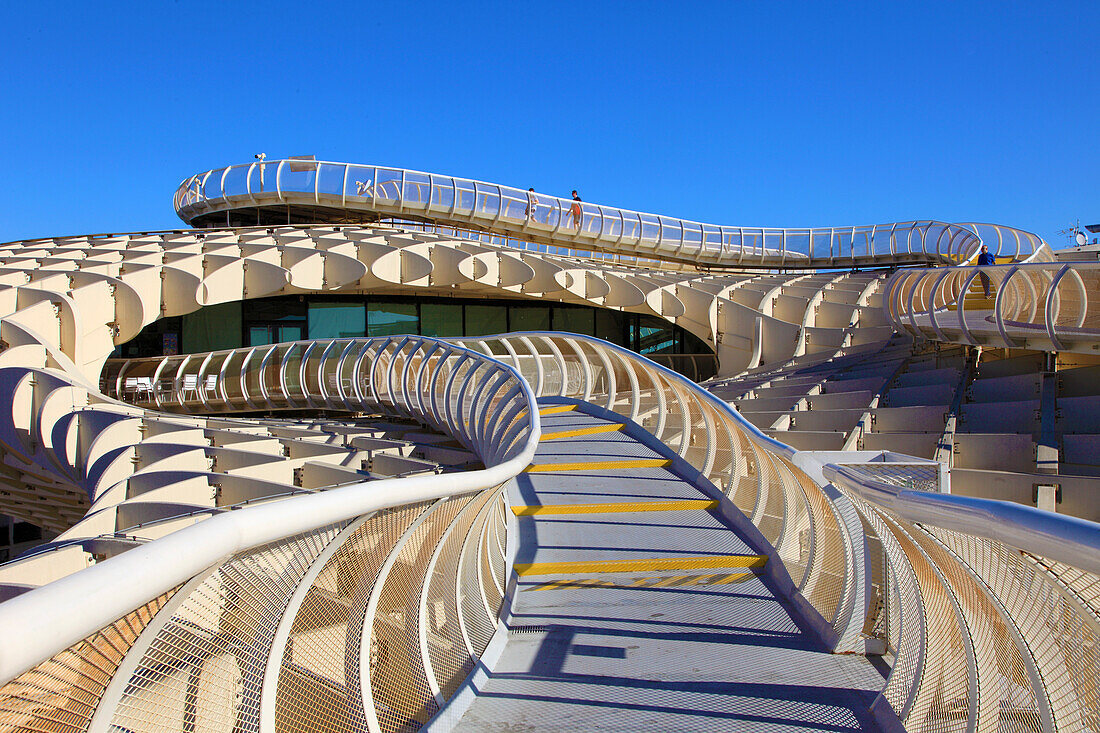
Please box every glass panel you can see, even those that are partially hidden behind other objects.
[309,301,366,339]
[368,302,418,337]
[553,307,595,336]
[421,303,462,337]
[183,302,242,352]
[249,326,272,347]
[278,325,303,342]
[635,314,678,354]
[682,328,710,354]
[466,304,508,337]
[244,297,306,323]
[509,306,550,333]
[594,309,629,346]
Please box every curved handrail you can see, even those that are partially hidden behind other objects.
[108,330,854,639]
[0,336,540,687]
[823,460,1100,732]
[885,261,1100,354]
[447,332,853,640]
[824,463,1100,575]
[172,159,996,269]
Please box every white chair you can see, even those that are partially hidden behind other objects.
[181,374,199,402]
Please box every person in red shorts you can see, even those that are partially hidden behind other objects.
[569,190,582,229]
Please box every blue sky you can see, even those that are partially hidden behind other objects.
[2,1,1097,246]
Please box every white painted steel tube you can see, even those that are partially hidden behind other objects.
[173,160,1006,268]
[0,336,540,688]
[824,463,1100,576]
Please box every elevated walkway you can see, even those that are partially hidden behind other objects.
[450,404,888,731]
[174,159,1009,270]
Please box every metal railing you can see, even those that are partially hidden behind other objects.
[0,335,540,690]
[825,462,1100,731]
[446,332,859,645]
[12,329,1100,730]
[885,261,1100,354]
[173,159,1005,269]
[107,331,861,645]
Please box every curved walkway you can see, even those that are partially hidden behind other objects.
[174,159,1036,269]
[449,402,889,732]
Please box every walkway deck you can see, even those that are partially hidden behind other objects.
[452,404,888,732]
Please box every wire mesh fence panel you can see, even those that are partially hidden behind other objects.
[934,530,1099,732]
[880,515,974,733]
[272,506,426,733]
[789,461,848,628]
[460,494,503,658]
[907,527,1045,732]
[422,489,501,703]
[109,525,342,733]
[0,591,175,733]
[365,495,472,733]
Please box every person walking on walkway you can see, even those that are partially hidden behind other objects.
[569,190,583,230]
[977,244,996,298]
[526,188,539,222]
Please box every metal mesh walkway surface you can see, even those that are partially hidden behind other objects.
[450,405,889,732]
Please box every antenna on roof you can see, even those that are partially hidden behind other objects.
[1057,219,1082,245]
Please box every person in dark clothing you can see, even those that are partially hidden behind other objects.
[569,190,582,229]
[976,244,996,297]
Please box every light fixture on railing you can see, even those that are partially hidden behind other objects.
[255,153,267,191]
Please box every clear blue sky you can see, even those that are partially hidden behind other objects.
[2,1,1097,246]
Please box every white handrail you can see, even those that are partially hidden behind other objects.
[172,159,1003,269]
[824,463,1100,575]
[0,336,540,687]
[885,260,1100,354]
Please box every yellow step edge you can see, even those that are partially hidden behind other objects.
[512,499,718,516]
[539,404,577,416]
[539,424,624,441]
[527,571,755,592]
[524,458,671,473]
[513,554,767,576]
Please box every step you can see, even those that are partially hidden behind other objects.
[1061,434,1100,467]
[968,373,1040,403]
[952,433,1036,472]
[1058,365,1100,398]
[790,408,866,433]
[883,382,957,408]
[512,500,719,516]
[859,432,941,459]
[871,406,948,433]
[820,376,885,394]
[1056,396,1100,434]
[958,400,1039,434]
[894,367,959,388]
[524,458,671,473]
[807,390,874,411]
[767,429,846,451]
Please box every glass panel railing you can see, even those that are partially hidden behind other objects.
[173,160,1049,268]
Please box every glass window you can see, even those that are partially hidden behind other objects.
[13,522,41,544]
[553,307,595,336]
[309,301,366,339]
[508,306,550,333]
[421,303,463,337]
[368,302,418,337]
[595,309,629,346]
[683,328,710,353]
[245,297,306,322]
[635,315,678,354]
[278,325,303,342]
[466,304,508,337]
[183,302,242,352]
[249,326,272,346]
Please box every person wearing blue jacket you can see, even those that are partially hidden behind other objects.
[976,244,996,298]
